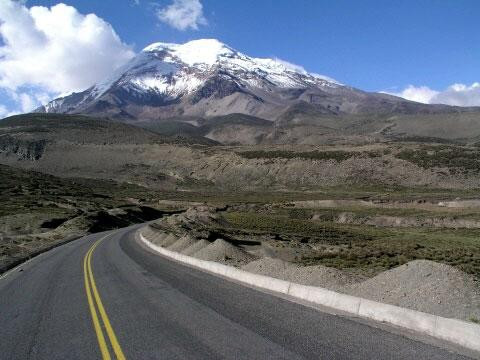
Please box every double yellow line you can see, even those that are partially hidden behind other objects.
[83,234,126,360]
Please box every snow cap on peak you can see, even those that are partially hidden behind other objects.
[143,39,235,66]
[138,38,340,86]
[143,42,179,52]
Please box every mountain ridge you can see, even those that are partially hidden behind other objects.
[36,39,474,122]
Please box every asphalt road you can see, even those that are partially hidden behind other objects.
[0,226,475,360]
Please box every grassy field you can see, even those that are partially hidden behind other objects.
[223,210,480,278]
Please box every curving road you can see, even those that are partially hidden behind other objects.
[0,225,475,359]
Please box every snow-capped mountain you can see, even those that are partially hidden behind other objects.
[96,39,340,99]
[37,39,454,121]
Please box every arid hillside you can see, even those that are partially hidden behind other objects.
[3,115,480,191]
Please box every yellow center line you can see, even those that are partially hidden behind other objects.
[84,234,126,360]
[84,240,111,360]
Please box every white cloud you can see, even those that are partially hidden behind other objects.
[0,0,135,114]
[5,88,51,113]
[0,104,8,118]
[386,83,480,107]
[156,0,207,31]
[387,85,439,104]
[433,83,480,107]
[18,93,36,112]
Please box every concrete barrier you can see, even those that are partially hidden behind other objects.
[434,317,480,352]
[225,266,291,294]
[139,231,480,353]
[288,283,362,315]
[357,298,437,336]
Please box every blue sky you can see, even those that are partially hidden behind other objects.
[0,0,479,115]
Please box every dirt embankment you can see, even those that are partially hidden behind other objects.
[143,206,480,322]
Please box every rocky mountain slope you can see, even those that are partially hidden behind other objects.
[37,39,471,122]
[33,39,480,145]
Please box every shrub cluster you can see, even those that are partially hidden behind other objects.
[396,146,480,173]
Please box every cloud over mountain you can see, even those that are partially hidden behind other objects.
[388,83,480,106]
[0,0,134,113]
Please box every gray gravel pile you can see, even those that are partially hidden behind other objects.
[343,260,480,321]
[242,257,360,291]
[181,239,211,256]
[192,239,256,266]
[144,230,168,246]
[156,233,178,247]
[167,235,197,252]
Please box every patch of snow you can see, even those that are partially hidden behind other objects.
[91,52,178,99]
[311,73,342,85]
[170,73,204,94]
[44,98,64,113]
[129,72,204,97]
[142,39,340,88]
[130,77,169,93]
[144,39,234,66]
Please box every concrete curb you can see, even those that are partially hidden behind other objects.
[139,231,480,353]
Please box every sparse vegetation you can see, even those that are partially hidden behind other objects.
[238,150,357,161]
[396,145,480,173]
[222,210,480,278]
[0,164,169,272]
[470,316,480,324]
[2,113,480,285]
[236,149,386,162]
